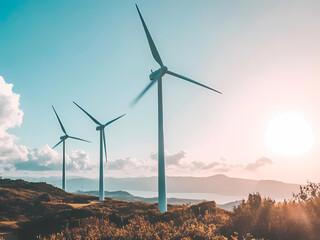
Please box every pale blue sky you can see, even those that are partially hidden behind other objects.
[1,0,320,183]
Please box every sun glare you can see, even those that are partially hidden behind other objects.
[266,112,314,156]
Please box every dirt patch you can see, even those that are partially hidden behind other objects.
[68,200,102,209]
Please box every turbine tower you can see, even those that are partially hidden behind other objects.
[73,101,125,201]
[133,5,222,213]
[52,106,90,191]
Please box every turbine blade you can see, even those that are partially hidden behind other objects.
[52,106,67,134]
[166,70,222,94]
[131,79,157,106]
[68,136,91,143]
[102,129,107,163]
[73,101,102,125]
[104,114,126,127]
[52,139,63,149]
[135,4,164,67]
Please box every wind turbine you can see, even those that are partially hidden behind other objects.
[133,5,222,213]
[52,106,90,191]
[73,101,125,201]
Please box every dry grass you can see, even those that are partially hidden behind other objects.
[2,179,320,240]
[68,200,102,209]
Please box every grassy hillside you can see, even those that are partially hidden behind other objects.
[0,179,320,240]
[0,179,96,222]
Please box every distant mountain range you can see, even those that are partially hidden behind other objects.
[8,174,301,201]
[80,190,241,211]
[83,190,204,205]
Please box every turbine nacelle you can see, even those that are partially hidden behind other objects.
[60,135,68,140]
[149,66,168,81]
[73,101,125,133]
[52,105,90,149]
[96,125,105,131]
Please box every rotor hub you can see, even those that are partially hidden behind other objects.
[149,66,168,81]
[161,66,168,72]
[96,125,105,131]
[60,135,68,140]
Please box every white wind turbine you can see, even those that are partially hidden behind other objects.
[133,5,222,213]
[52,105,90,191]
[73,101,125,201]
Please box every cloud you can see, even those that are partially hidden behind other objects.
[11,145,92,171]
[245,157,273,171]
[107,156,157,177]
[0,77,23,132]
[149,151,239,174]
[166,151,186,166]
[0,76,92,173]
[107,157,137,170]
[108,150,188,173]
[69,150,91,171]
[0,76,27,165]
[190,161,243,173]
[105,152,251,177]
[191,161,220,170]
[150,151,186,166]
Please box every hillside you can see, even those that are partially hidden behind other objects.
[0,179,96,222]
[1,179,320,240]
[0,179,226,239]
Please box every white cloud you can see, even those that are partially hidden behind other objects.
[0,76,92,173]
[108,157,137,170]
[69,150,91,171]
[11,145,92,171]
[109,151,236,177]
[191,160,220,170]
[0,76,28,169]
[245,157,273,171]
[150,151,187,166]
[107,156,156,175]
[0,76,23,131]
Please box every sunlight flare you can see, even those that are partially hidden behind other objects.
[266,112,314,156]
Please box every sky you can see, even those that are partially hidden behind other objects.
[1,0,320,184]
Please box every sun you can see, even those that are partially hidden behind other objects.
[266,112,314,156]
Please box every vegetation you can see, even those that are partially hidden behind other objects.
[0,179,96,222]
[1,179,320,239]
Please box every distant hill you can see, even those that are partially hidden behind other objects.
[80,190,242,210]
[216,200,242,211]
[12,174,301,200]
[81,190,204,205]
